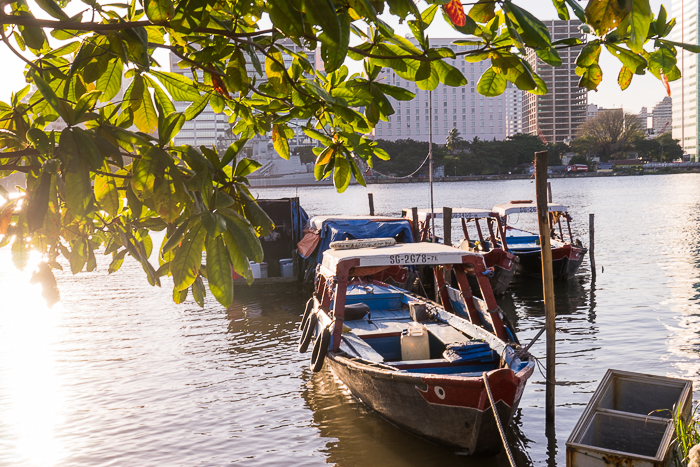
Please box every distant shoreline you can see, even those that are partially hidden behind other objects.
[366,168,700,184]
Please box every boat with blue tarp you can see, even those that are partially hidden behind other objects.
[298,242,534,455]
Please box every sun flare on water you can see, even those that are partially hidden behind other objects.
[0,249,66,466]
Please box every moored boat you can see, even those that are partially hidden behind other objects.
[403,208,519,295]
[492,201,587,280]
[298,243,534,455]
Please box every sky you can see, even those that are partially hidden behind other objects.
[0,0,671,114]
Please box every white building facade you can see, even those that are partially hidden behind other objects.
[652,96,673,136]
[670,0,699,159]
[373,38,506,143]
[504,82,524,136]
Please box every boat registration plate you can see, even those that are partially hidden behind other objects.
[388,254,439,265]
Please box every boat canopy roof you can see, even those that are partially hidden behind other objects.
[408,208,495,222]
[321,242,483,273]
[308,215,407,231]
[492,202,568,216]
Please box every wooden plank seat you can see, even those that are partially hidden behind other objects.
[339,333,385,362]
[422,322,471,346]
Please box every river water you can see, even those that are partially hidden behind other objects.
[1,174,699,466]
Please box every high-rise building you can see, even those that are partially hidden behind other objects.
[373,38,506,143]
[587,103,600,120]
[522,20,587,143]
[638,107,649,132]
[504,82,523,136]
[652,96,673,136]
[670,0,698,160]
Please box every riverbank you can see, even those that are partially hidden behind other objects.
[367,168,700,184]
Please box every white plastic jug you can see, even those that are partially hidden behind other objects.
[401,324,430,361]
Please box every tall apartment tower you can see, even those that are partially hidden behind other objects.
[522,20,587,143]
[638,107,649,132]
[652,96,673,135]
[504,82,524,136]
[670,0,698,160]
[373,38,506,143]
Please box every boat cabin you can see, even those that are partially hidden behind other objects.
[403,208,509,252]
[313,243,519,375]
[493,201,576,249]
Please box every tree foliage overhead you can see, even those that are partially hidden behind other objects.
[0,0,696,307]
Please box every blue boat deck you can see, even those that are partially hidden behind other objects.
[339,283,501,376]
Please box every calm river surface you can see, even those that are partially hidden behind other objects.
[2,174,700,466]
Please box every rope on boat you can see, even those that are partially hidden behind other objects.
[482,372,516,467]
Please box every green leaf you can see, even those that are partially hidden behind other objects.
[74,90,101,122]
[565,0,586,22]
[27,128,50,153]
[69,238,88,274]
[162,216,191,255]
[578,63,603,91]
[265,48,288,94]
[530,72,548,95]
[661,40,700,54]
[219,209,264,263]
[505,2,552,49]
[375,83,415,101]
[576,41,602,67]
[133,78,158,133]
[58,129,94,220]
[201,211,227,237]
[618,66,633,90]
[97,59,123,102]
[552,0,569,20]
[152,71,201,101]
[648,47,677,77]
[192,275,205,307]
[320,9,351,72]
[131,146,168,200]
[95,170,120,217]
[33,74,73,124]
[144,0,174,21]
[34,0,69,20]
[27,161,55,232]
[272,124,291,160]
[333,154,352,192]
[173,286,188,304]
[206,234,233,307]
[184,93,210,120]
[171,221,206,291]
[234,158,262,177]
[109,249,128,274]
[605,44,647,73]
[349,157,366,187]
[468,0,495,22]
[585,0,628,35]
[223,230,253,284]
[304,0,341,47]
[477,67,507,96]
[159,112,185,146]
[628,0,651,54]
[432,60,467,87]
[536,48,562,67]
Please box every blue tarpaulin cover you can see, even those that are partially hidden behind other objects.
[306,218,414,265]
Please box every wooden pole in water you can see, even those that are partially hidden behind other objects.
[535,151,556,425]
[547,181,552,203]
[443,207,453,288]
[589,213,596,276]
[411,207,419,242]
[368,193,375,216]
[442,207,452,246]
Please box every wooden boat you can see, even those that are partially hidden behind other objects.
[298,243,535,455]
[403,208,519,295]
[492,201,587,280]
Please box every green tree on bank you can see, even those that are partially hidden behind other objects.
[0,0,696,307]
[374,133,564,176]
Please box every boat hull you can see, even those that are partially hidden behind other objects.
[326,353,530,455]
[514,244,587,280]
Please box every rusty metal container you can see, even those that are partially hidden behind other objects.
[566,369,692,467]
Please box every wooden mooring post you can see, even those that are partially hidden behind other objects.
[411,207,419,242]
[589,213,596,276]
[368,193,375,216]
[442,207,452,246]
[547,181,552,203]
[535,151,556,425]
